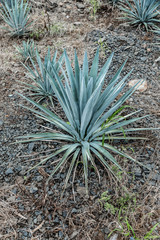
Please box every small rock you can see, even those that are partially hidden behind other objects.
[134,167,142,178]
[59,2,63,7]
[152,174,160,181]
[5,168,14,175]
[22,231,28,237]
[59,231,63,238]
[35,210,42,216]
[8,196,16,202]
[11,188,18,194]
[48,190,53,195]
[33,218,37,224]
[77,186,87,196]
[104,227,110,234]
[73,22,82,26]
[62,210,67,218]
[53,217,59,223]
[0,120,3,126]
[71,208,78,214]
[155,56,160,63]
[15,165,22,172]
[128,79,147,92]
[141,57,147,61]
[110,234,119,240]
[36,176,43,182]
[60,173,65,179]
[70,230,79,239]
[76,3,84,9]
[108,23,114,31]
[28,142,35,153]
[30,186,38,194]
[18,203,24,211]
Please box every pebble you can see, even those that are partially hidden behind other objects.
[77,186,86,196]
[0,120,3,126]
[28,142,35,153]
[71,208,78,213]
[110,234,118,240]
[30,186,38,194]
[35,210,42,216]
[53,217,59,223]
[36,175,43,182]
[62,210,67,217]
[76,3,84,9]
[59,231,63,238]
[5,168,14,175]
[128,79,147,92]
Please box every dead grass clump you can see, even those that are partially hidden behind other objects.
[0,184,27,239]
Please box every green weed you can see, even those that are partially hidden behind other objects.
[89,0,100,18]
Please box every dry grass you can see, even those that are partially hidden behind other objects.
[0,183,27,239]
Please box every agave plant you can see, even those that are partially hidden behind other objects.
[0,0,32,36]
[21,49,64,106]
[119,0,160,31]
[17,49,155,195]
[15,39,36,63]
[0,0,13,8]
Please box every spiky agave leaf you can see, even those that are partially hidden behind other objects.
[119,0,160,31]
[20,48,65,106]
[0,0,32,36]
[17,48,158,195]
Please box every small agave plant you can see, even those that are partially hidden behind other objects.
[119,0,160,31]
[17,49,155,195]
[21,49,64,106]
[0,0,32,36]
[15,39,36,63]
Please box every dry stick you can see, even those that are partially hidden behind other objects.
[72,158,79,202]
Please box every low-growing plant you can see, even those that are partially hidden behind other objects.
[15,39,36,63]
[97,38,110,57]
[108,216,160,239]
[17,48,158,195]
[50,23,64,37]
[119,0,160,31]
[29,28,45,40]
[89,0,100,17]
[100,190,136,215]
[20,49,64,106]
[0,0,32,36]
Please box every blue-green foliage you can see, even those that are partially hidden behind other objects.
[22,49,64,106]
[0,0,13,8]
[0,0,32,36]
[15,40,36,62]
[17,49,154,195]
[119,0,160,31]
